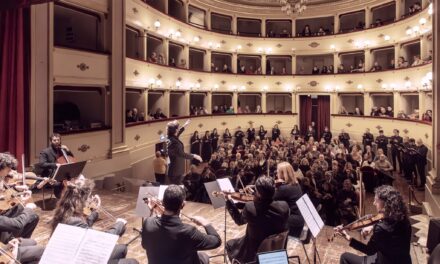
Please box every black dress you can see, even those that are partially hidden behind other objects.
[273,184,305,237]
[223,132,232,143]
[247,128,255,143]
[271,128,281,141]
[235,130,245,147]
[258,130,267,140]
[211,133,219,151]
[201,136,212,162]
[190,135,201,165]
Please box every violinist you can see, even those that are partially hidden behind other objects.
[273,162,304,237]
[0,153,44,264]
[336,185,411,264]
[141,185,221,264]
[222,176,289,263]
[51,179,138,264]
[36,133,73,198]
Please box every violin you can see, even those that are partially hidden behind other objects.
[212,190,254,202]
[6,171,56,189]
[0,188,28,214]
[83,195,116,221]
[330,213,385,241]
[143,194,195,221]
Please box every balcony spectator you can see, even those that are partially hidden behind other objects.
[280,29,290,38]
[370,106,379,116]
[255,66,262,74]
[386,106,394,117]
[389,59,395,69]
[353,107,363,116]
[270,66,276,75]
[339,106,349,115]
[422,110,432,122]
[243,105,251,113]
[397,110,409,119]
[409,109,420,119]
[158,53,165,65]
[321,66,328,74]
[152,108,167,119]
[337,64,346,73]
[210,63,215,72]
[351,60,365,73]
[298,66,306,74]
[328,65,334,74]
[239,65,246,74]
[226,106,234,114]
[369,61,382,72]
[302,25,312,37]
[148,52,158,63]
[179,59,187,68]
[411,55,423,66]
[126,109,135,123]
[378,107,388,117]
[212,105,220,114]
[372,18,383,27]
[255,105,262,113]
[409,2,422,14]
[397,56,409,68]
[281,67,287,75]
[170,58,177,67]
[222,64,232,73]
[246,65,255,75]
[317,27,326,36]
[267,30,275,37]
[312,66,320,75]
[355,21,365,30]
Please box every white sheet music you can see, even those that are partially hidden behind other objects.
[216,178,235,192]
[296,194,324,238]
[40,224,118,264]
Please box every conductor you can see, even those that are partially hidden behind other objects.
[167,119,202,184]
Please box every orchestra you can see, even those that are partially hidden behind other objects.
[0,123,429,263]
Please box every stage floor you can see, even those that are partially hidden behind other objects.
[30,175,428,263]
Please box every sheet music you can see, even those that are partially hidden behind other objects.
[40,224,118,264]
[75,229,119,264]
[296,194,324,238]
[216,178,235,192]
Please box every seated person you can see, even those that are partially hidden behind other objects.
[142,185,221,264]
[337,179,358,225]
[397,56,409,68]
[411,55,423,66]
[369,61,382,72]
[337,64,346,73]
[224,176,289,263]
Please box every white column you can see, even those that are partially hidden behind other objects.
[261,93,267,113]
[419,91,426,120]
[365,7,372,28]
[183,45,190,69]
[163,39,170,66]
[395,0,402,19]
[291,18,296,37]
[232,53,238,73]
[110,0,127,152]
[333,52,340,73]
[393,92,400,118]
[206,10,211,30]
[164,0,169,14]
[334,15,340,34]
[232,15,237,35]
[364,49,372,71]
[262,54,267,74]
[292,55,297,74]
[183,91,190,116]
[184,0,189,23]
[293,93,299,114]
[205,92,212,114]
[142,90,149,117]
[261,19,266,37]
[330,93,339,114]
[394,44,400,69]
[204,50,212,72]
[141,31,147,61]
[232,92,238,112]
[163,90,170,118]
[420,35,429,61]
[364,92,372,116]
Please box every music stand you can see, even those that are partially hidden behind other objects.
[296,194,324,264]
[52,161,87,182]
[205,178,236,264]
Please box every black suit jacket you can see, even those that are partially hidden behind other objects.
[63,211,126,236]
[226,199,289,263]
[349,218,412,264]
[168,130,194,178]
[141,215,221,264]
[0,205,37,243]
[37,147,73,177]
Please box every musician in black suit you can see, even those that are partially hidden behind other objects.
[337,185,411,264]
[224,176,289,263]
[51,179,138,264]
[389,129,403,172]
[375,130,388,155]
[167,120,203,185]
[415,138,428,190]
[142,185,221,264]
[362,128,374,147]
[37,133,73,198]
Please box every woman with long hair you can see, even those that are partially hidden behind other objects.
[274,162,305,237]
[51,180,138,264]
[337,185,411,264]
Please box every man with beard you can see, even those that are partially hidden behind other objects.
[37,133,74,198]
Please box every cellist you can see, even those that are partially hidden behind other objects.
[36,133,74,198]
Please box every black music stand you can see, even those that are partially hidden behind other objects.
[36,161,87,211]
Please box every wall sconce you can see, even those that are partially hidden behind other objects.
[175,81,181,89]
[330,44,336,50]
[405,27,413,36]
[154,20,161,30]
[213,84,219,90]
[174,29,182,38]
[257,47,263,53]
[419,18,427,25]
[262,86,268,92]
[239,85,246,91]
[193,36,200,42]
[155,79,162,87]
[383,35,391,41]
[404,81,412,89]
[428,3,433,15]
[357,84,364,91]
[148,78,156,88]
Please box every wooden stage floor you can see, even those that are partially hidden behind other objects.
[30,174,428,264]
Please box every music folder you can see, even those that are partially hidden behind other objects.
[296,194,324,238]
[52,161,87,182]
